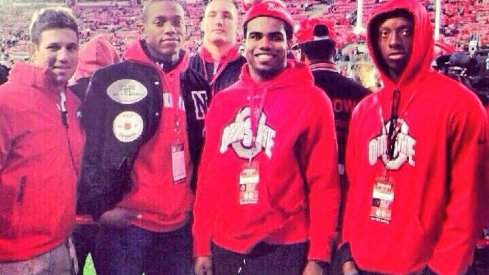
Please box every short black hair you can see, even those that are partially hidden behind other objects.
[29,7,78,45]
[243,17,294,41]
[142,0,183,23]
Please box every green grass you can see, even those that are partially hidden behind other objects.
[82,254,96,275]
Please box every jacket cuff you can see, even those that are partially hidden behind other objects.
[193,235,212,257]
[307,240,331,262]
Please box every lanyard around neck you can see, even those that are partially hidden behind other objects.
[248,86,269,162]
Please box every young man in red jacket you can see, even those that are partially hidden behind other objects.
[193,1,340,274]
[339,0,488,274]
[0,7,84,275]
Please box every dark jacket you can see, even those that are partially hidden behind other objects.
[189,45,246,93]
[310,62,370,166]
[0,64,9,85]
[78,42,211,220]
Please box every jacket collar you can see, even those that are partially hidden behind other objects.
[9,62,61,92]
[123,39,189,73]
[198,43,241,65]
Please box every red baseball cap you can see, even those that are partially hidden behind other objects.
[242,0,294,31]
[294,18,336,46]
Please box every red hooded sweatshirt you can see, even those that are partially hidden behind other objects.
[73,34,120,82]
[343,0,488,274]
[0,62,84,260]
[193,60,340,262]
[116,41,194,233]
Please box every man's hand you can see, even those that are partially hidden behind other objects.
[194,256,213,275]
[303,260,325,275]
[342,260,359,275]
[98,207,141,228]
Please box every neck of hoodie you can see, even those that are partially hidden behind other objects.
[141,40,183,73]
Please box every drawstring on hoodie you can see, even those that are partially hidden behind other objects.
[387,89,400,160]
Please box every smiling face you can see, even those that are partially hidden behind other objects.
[30,28,79,87]
[244,16,289,82]
[376,15,413,81]
[202,0,238,48]
[142,0,185,61]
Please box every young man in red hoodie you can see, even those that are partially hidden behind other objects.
[0,7,84,275]
[193,1,340,274]
[339,0,488,274]
[77,0,211,274]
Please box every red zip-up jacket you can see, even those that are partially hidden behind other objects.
[342,0,488,274]
[0,62,84,260]
[193,60,340,262]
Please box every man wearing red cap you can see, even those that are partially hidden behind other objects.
[193,1,340,274]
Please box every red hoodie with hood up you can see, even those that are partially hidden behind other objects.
[193,60,340,262]
[343,0,488,274]
[73,35,120,82]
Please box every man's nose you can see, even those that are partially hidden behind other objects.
[163,22,177,34]
[57,48,70,62]
[259,37,273,49]
[388,32,402,47]
[216,16,224,26]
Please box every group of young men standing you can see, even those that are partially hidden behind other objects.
[0,0,487,275]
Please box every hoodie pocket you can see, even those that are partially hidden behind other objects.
[0,176,26,238]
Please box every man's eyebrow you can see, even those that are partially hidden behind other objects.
[268,31,284,36]
[153,15,182,21]
[248,31,262,35]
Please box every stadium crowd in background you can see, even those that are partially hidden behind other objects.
[0,0,488,274]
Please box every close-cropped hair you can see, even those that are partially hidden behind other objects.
[142,0,183,23]
[204,0,238,16]
[29,7,78,45]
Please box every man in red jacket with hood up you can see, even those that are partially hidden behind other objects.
[340,0,488,274]
[193,1,340,275]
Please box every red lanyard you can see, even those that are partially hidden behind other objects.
[248,86,269,162]
[201,58,229,89]
[160,71,183,141]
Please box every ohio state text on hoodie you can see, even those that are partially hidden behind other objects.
[342,0,488,274]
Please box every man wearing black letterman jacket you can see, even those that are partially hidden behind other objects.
[77,0,211,274]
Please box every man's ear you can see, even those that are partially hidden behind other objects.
[200,19,205,33]
[27,42,37,62]
[287,39,293,49]
[140,24,145,37]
